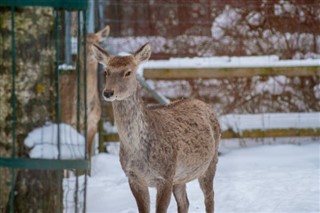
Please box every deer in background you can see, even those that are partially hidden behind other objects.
[60,25,110,158]
[92,43,221,213]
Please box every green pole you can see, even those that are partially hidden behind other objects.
[9,6,17,213]
[54,10,61,159]
[82,9,88,213]
[76,11,81,132]
[83,10,88,159]
[54,10,63,213]
[10,6,16,159]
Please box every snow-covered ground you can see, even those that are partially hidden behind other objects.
[85,140,320,213]
[23,124,319,212]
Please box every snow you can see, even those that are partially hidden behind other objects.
[136,55,320,77]
[24,123,320,212]
[59,64,76,71]
[82,141,320,212]
[103,122,118,134]
[24,123,85,159]
[220,112,320,133]
[211,6,241,40]
[140,56,319,69]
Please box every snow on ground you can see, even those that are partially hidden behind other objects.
[85,140,320,213]
[24,123,319,212]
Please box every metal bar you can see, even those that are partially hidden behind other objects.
[54,13,63,213]
[65,11,72,65]
[87,0,94,33]
[82,9,88,213]
[9,7,16,213]
[97,0,106,103]
[76,11,81,132]
[98,0,106,29]
[75,170,79,213]
[55,10,61,159]
[0,0,88,9]
[83,10,88,158]
[10,7,17,159]
[136,74,170,105]
[0,158,90,170]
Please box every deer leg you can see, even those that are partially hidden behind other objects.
[86,123,98,158]
[173,183,189,213]
[198,156,218,213]
[156,181,173,213]
[128,177,150,213]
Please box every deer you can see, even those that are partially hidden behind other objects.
[60,25,110,158]
[92,42,221,213]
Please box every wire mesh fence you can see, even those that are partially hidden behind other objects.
[95,0,320,115]
[94,0,320,149]
[0,0,319,212]
[0,1,89,212]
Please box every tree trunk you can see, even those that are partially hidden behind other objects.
[7,170,63,213]
[0,7,65,213]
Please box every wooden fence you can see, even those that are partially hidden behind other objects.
[99,57,320,148]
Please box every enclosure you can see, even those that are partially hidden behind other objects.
[0,0,319,212]
[0,0,90,212]
[98,0,320,144]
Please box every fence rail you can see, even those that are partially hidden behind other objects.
[103,128,320,143]
[144,66,320,79]
[140,56,320,79]
[102,112,320,143]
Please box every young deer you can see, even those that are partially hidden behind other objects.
[60,25,110,157]
[92,43,221,213]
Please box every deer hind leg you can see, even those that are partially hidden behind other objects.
[173,184,189,213]
[156,181,173,213]
[128,177,150,213]
[198,156,218,213]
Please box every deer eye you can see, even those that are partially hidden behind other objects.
[124,71,132,77]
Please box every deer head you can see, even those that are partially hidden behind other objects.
[92,43,151,101]
[86,25,110,58]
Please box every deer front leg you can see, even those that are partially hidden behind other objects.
[128,177,150,213]
[156,181,173,213]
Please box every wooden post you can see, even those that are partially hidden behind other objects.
[98,119,106,153]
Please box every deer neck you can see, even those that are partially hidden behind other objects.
[112,89,147,148]
[86,60,98,89]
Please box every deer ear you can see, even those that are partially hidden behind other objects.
[92,44,111,66]
[95,25,110,42]
[134,43,151,63]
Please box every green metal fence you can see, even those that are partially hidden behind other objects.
[0,1,89,212]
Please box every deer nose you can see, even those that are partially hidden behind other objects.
[103,90,114,98]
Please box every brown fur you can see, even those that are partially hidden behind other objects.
[108,56,137,67]
[92,43,221,213]
[60,25,110,157]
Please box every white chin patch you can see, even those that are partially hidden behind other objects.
[103,96,116,102]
